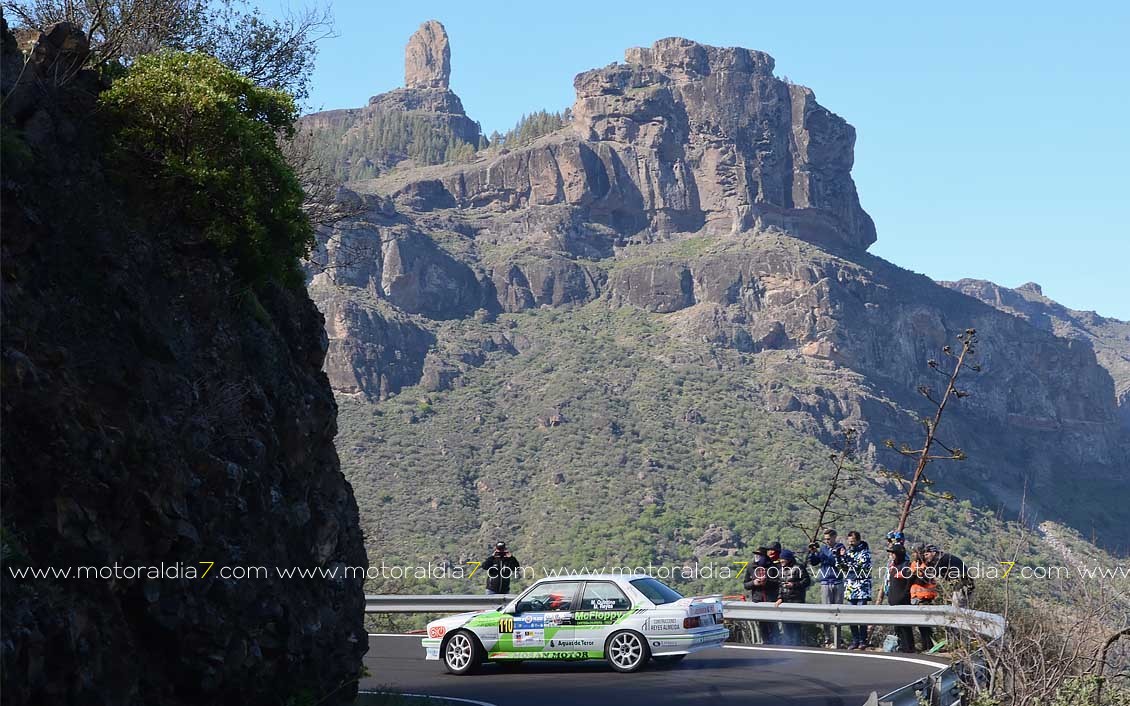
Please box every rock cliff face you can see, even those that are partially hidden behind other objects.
[307,32,1129,547]
[940,279,1130,430]
[1,21,366,706]
[369,37,873,250]
[405,20,451,89]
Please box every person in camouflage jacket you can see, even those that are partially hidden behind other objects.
[843,531,872,649]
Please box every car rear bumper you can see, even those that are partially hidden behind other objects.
[647,626,729,656]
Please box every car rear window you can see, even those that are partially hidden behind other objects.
[630,578,683,605]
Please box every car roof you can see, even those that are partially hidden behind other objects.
[531,574,652,583]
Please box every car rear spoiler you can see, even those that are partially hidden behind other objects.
[675,594,724,613]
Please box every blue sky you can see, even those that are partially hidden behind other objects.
[302,1,1128,319]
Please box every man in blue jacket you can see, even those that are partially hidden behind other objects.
[807,528,848,647]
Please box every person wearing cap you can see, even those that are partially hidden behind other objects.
[775,549,812,645]
[744,547,781,642]
[923,544,974,608]
[766,541,782,567]
[910,544,939,651]
[743,547,780,644]
[876,531,905,604]
[483,541,520,595]
[884,543,916,653]
[843,530,873,649]
[807,528,848,647]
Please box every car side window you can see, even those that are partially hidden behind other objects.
[581,582,631,611]
[515,582,578,613]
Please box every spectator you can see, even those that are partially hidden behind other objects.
[775,549,812,645]
[884,544,916,653]
[483,541,520,595]
[923,544,974,608]
[910,544,939,651]
[876,531,905,604]
[766,541,782,568]
[807,528,848,647]
[843,530,872,650]
[743,547,780,644]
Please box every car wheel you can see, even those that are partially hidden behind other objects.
[653,654,687,667]
[442,630,482,675]
[605,630,650,673]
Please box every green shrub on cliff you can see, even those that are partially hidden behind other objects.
[100,51,313,286]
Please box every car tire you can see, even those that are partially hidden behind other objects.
[605,630,650,673]
[652,654,687,667]
[442,630,483,675]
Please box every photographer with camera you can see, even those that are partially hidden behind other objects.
[743,546,780,644]
[774,549,812,645]
[483,541,520,595]
[807,528,848,647]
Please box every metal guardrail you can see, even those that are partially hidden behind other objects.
[364,594,1005,640]
[364,594,1003,706]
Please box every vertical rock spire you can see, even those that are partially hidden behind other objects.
[405,20,451,89]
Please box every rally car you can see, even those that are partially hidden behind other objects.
[421,574,728,674]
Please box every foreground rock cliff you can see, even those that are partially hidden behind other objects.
[303,28,1129,554]
[1,22,366,706]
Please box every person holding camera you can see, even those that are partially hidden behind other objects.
[743,546,781,644]
[483,541,520,595]
[774,549,812,645]
[807,528,848,647]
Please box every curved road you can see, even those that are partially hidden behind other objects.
[361,634,946,706]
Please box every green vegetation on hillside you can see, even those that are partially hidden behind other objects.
[309,111,480,181]
[488,109,571,149]
[337,299,1093,605]
[100,51,312,286]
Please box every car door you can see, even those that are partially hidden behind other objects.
[573,581,634,656]
[501,580,581,658]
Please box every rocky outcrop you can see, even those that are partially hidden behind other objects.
[381,37,874,250]
[490,252,604,311]
[298,20,480,178]
[320,296,434,399]
[307,29,1129,548]
[405,20,451,89]
[940,279,1130,430]
[1,20,366,706]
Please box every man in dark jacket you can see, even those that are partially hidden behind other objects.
[775,549,812,645]
[885,544,916,653]
[483,541,520,595]
[923,544,974,608]
[743,547,780,644]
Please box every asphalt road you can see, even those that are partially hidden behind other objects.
[361,634,946,706]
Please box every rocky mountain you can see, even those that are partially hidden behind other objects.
[1,21,365,706]
[299,21,482,180]
[302,26,1129,573]
[940,279,1130,430]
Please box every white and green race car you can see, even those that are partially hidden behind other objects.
[422,574,728,674]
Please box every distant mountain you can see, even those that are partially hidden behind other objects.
[940,279,1130,430]
[300,25,1130,585]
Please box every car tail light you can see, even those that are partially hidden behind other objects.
[683,616,700,629]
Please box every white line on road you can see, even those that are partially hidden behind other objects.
[359,691,498,706]
[723,643,946,669]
